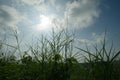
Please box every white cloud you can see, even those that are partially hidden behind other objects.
[0,5,19,31]
[33,14,62,32]
[10,0,100,30]
[22,0,46,11]
[13,0,56,12]
[50,0,56,6]
[0,5,30,34]
[76,32,105,46]
[63,0,100,29]
[21,0,44,5]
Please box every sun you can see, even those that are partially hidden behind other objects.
[36,15,52,31]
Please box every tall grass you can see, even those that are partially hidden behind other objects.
[0,29,120,80]
[77,37,120,80]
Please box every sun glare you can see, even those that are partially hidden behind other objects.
[36,15,51,31]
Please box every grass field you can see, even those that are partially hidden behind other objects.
[0,29,120,80]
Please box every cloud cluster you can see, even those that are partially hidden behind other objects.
[64,0,100,29]
[21,0,100,29]
[76,32,105,46]
[0,0,100,34]
[0,5,19,32]
[13,0,56,12]
[0,5,30,34]
[0,5,21,32]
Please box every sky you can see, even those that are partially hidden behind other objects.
[0,0,120,51]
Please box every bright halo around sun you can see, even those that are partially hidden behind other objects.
[36,15,52,31]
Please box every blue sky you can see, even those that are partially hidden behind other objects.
[0,0,120,50]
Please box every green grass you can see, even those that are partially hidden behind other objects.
[0,29,120,80]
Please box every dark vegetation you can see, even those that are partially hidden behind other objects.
[0,29,120,80]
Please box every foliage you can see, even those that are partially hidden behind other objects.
[0,29,120,80]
